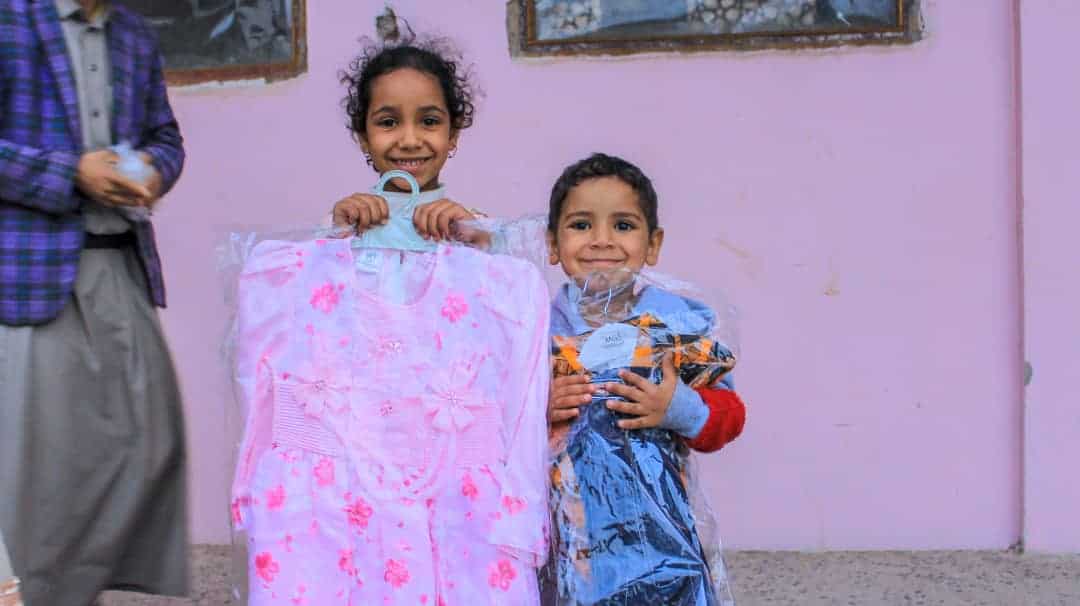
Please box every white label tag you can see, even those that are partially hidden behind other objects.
[355,249,381,273]
[578,323,638,372]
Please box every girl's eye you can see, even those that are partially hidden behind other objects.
[615,220,636,231]
[376,117,397,128]
[422,116,442,127]
[568,220,590,231]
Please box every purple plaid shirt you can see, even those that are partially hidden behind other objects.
[0,0,184,326]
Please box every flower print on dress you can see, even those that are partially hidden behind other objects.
[425,355,489,432]
[502,496,526,515]
[487,558,517,591]
[338,549,356,577]
[292,360,350,418]
[265,485,286,511]
[309,282,344,314]
[373,334,406,359]
[461,472,479,501]
[344,493,373,531]
[440,291,469,323]
[384,558,410,588]
[255,552,280,583]
[314,458,335,487]
[356,332,411,377]
[231,495,250,525]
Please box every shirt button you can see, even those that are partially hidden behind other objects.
[89,64,99,72]
[92,110,101,118]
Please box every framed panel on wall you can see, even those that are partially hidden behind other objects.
[508,0,921,57]
[117,0,307,84]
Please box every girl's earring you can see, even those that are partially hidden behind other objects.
[448,148,457,159]
[364,153,374,166]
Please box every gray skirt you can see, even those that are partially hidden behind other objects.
[0,248,189,606]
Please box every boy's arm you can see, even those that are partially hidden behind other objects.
[661,376,746,453]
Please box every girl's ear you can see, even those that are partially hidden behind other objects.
[645,227,664,266]
[546,230,560,266]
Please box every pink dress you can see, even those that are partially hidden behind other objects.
[231,239,550,605]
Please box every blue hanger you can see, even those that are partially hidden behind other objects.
[375,169,421,198]
[350,170,436,252]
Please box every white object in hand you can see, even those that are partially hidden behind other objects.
[111,141,153,222]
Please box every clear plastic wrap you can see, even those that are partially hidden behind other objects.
[541,268,738,606]
[218,171,554,604]
[458,213,605,308]
[0,532,19,606]
[110,141,153,223]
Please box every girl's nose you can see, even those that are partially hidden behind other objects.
[399,124,422,148]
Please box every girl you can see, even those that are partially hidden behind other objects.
[543,153,746,605]
[231,35,549,605]
[330,37,482,240]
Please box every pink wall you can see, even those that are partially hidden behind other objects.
[158,0,1027,549]
[1020,0,1080,553]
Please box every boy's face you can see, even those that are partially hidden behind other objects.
[360,68,457,192]
[547,176,664,280]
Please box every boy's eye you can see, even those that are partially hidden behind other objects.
[568,220,590,231]
[614,220,636,232]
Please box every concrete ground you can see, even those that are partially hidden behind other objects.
[101,546,1080,606]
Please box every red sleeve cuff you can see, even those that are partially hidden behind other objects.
[685,388,746,453]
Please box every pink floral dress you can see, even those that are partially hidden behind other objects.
[231,240,551,605]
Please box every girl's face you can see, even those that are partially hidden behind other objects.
[360,68,457,192]
[547,176,664,280]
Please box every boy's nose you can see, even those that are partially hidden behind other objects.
[590,229,615,247]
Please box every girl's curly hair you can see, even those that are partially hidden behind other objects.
[341,34,476,141]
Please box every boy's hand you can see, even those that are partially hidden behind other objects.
[332,193,389,234]
[604,352,678,430]
[549,374,595,424]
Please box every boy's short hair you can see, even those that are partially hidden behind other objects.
[548,153,660,235]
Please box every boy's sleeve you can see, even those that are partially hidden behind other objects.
[660,376,746,453]
[686,383,746,453]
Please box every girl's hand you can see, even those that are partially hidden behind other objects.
[549,374,595,424]
[413,198,477,241]
[604,353,678,430]
[332,193,389,234]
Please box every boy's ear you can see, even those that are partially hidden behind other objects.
[546,231,560,266]
[645,227,664,266]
